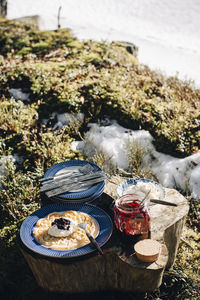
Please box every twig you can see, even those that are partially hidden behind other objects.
[118,168,132,176]
[180,237,195,250]
[57,6,62,29]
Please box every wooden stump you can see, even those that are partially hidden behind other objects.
[19,177,189,294]
[104,177,190,269]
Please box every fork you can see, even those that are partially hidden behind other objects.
[39,164,95,183]
[78,223,103,255]
[40,171,106,192]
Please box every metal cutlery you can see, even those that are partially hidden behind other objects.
[122,198,177,207]
[138,190,151,208]
[45,176,107,197]
[78,223,103,255]
[39,164,95,183]
[40,171,106,192]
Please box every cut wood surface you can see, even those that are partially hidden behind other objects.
[19,176,189,293]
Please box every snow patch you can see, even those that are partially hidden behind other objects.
[72,121,200,200]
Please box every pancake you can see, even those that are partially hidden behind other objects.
[33,210,99,250]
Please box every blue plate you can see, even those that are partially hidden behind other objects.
[43,160,105,199]
[20,203,113,258]
[117,178,166,199]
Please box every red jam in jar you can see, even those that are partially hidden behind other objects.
[114,194,150,236]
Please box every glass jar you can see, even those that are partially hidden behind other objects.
[113,193,150,236]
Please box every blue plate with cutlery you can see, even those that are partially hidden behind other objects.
[40,160,106,202]
[20,203,113,258]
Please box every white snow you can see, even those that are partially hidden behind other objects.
[0,155,17,190]
[9,88,30,102]
[72,121,200,200]
[52,112,84,130]
[0,156,15,178]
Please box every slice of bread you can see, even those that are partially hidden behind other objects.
[134,239,161,262]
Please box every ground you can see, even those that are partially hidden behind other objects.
[0,17,199,299]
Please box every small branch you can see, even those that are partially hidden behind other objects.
[57,6,62,29]
[180,237,194,250]
[118,168,132,176]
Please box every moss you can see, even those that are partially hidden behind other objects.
[0,18,74,57]
[17,46,32,56]
[0,18,199,156]
[0,18,198,156]
[0,99,38,134]
[31,42,50,54]
[66,40,84,48]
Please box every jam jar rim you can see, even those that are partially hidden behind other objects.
[115,193,147,213]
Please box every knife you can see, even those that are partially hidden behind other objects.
[40,171,106,192]
[39,164,95,183]
[45,176,107,197]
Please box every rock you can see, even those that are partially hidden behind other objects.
[12,15,44,30]
[119,41,139,56]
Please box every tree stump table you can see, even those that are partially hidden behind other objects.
[19,178,189,294]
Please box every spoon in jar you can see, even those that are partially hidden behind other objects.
[117,190,151,211]
[138,190,151,208]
